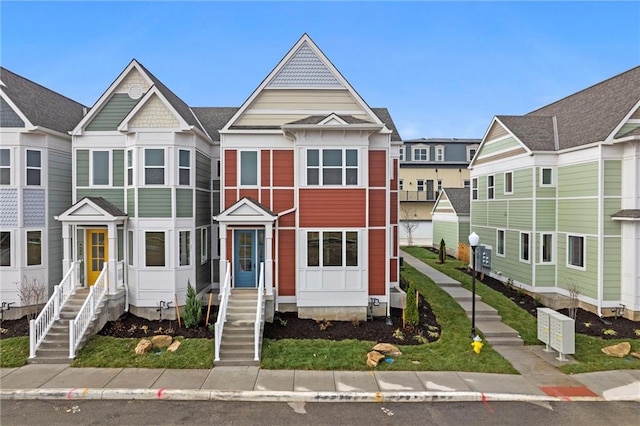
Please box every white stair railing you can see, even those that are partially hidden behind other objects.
[29,262,77,359]
[254,262,265,361]
[214,261,231,362]
[69,263,108,358]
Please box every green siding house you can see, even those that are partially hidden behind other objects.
[469,65,640,321]
[431,187,471,262]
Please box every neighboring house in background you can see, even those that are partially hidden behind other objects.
[431,187,471,262]
[399,137,479,246]
[215,34,402,320]
[469,65,640,321]
[0,67,86,319]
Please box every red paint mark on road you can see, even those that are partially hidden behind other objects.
[481,393,495,413]
[66,388,77,400]
[157,388,166,398]
[540,386,597,399]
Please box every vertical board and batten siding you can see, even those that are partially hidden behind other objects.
[603,236,621,300]
[369,151,387,187]
[176,188,193,217]
[138,188,171,217]
[86,94,139,131]
[557,162,598,197]
[76,150,89,187]
[127,190,135,216]
[487,200,508,228]
[76,189,125,210]
[556,234,598,299]
[112,150,124,186]
[0,97,25,127]
[278,229,295,296]
[536,200,556,230]
[299,189,366,227]
[508,200,534,229]
[369,190,386,227]
[273,150,294,187]
[368,229,386,295]
[557,199,598,234]
[48,149,73,290]
[195,190,210,226]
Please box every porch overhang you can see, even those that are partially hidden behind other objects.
[611,210,640,221]
[55,197,128,225]
[214,197,277,224]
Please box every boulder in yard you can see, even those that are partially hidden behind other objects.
[167,340,181,352]
[151,335,173,349]
[372,343,402,357]
[601,342,631,358]
[366,351,386,368]
[135,339,153,355]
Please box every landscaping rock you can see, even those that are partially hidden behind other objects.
[372,343,402,357]
[151,335,173,349]
[601,342,631,358]
[135,339,153,355]
[366,350,386,367]
[167,340,181,352]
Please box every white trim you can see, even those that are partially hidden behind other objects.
[0,229,13,267]
[496,229,506,257]
[504,171,514,195]
[238,149,260,187]
[540,167,555,187]
[178,148,191,186]
[487,174,495,199]
[605,98,640,143]
[144,230,167,268]
[0,147,12,186]
[117,87,191,133]
[143,147,166,186]
[89,149,112,187]
[539,232,554,264]
[519,231,531,264]
[25,148,43,187]
[566,234,587,271]
[25,228,43,267]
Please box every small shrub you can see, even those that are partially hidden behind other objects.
[438,239,446,264]
[413,330,428,344]
[566,278,581,320]
[634,329,640,337]
[317,319,333,331]
[583,322,592,328]
[602,329,617,336]
[404,281,419,327]
[392,328,405,340]
[183,280,203,328]
[351,317,360,328]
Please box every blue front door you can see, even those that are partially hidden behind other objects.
[234,230,264,287]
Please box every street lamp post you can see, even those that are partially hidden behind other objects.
[468,232,479,339]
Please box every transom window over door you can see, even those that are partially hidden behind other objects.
[306,149,358,186]
[145,149,165,185]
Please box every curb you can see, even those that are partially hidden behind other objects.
[0,389,614,402]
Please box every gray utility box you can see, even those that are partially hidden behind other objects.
[537,307,575,361]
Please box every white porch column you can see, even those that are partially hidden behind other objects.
[265,225,274,296]
[219,223,227,286]
[107,223,117,294]
[61,223,72,284]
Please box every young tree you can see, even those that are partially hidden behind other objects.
[183,280,202,328]
[400,204,420,246]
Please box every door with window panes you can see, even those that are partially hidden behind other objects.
[87,229,107,285]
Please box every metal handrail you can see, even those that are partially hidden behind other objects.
[254,262,265,361]
[214,261,231,362]
[29,262,77,359]
[69,263,108,358]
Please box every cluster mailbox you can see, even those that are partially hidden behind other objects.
[537,307,575,361]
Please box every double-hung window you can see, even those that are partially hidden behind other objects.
[26,149,41,186]
[145,231,165,267]
[92,150,110,186]
[541,168,553,186]
[472,178,478,199]
[26,230,42,266]
[127,150,134,186]
[307,230,358,267]
[399,148,404,162]
[487,175,495,199]
[144,149,165,185]
[179,149,191,186]
[127,231,134,266]
[399,179,404,191]
[416,179,425,192]
[435,145,445,161]
[467,146,477,162]
[0,231,10,266]
[306,149,358,186]
[0,149,10,185]
[519,232,530,262]
[567,235,585,269]
[240,151,258,186]
[504,171,513,194]
[541,233,553,263]
[179,231,190,266]
[414,148,428,161]
[497,229,505,256]
[201,228,208,264]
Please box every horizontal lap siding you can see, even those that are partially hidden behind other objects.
[513,169,533,198]
[127,189,135,216]
[390,159,398,190]
[509,200,533,229]
[273,150,294,187]
[299,189,365,227]
[369,190,386,227]
[557,199,597,234]
[478,136,520,157]
[239,189,259,200]
[274,189,295,227]
[224,189,236,209]
[369,229,385,296]
[604,198,621,235]
[112,150,124,186]
[369,151,387,187]
[195,190,210,226]
[536,200,555,230]
[558,162,598,197]
[535,264,555,287]
[138,188,171,217]
[261,190,271,208]
[76,150,89,187]
[603,237,621,300]
[472,200,488,226]
[48,150,72,288]
[76,189,124,210]
[278,229,295,296]
[261,151,271,187]
[487,200,507,228]
[557,234,598,299]
[196,152,211,190]
[604,160,621,196]
[432,220,457,252]
[176,188,193,217]
[390,258,398,282]
[491,230,532,284]
[86,94,138,131]
[224,150,237,188]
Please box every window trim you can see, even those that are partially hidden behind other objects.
[466,145,479,162]
[399,179,404,191]
[566,234,586,271]
[144,231,166,267]
[26,229,42,266]
[305,148,359,187]
[435,145,445,162]
[519,231,531,263]
[540,167,554,187]
[496,229,506,257]
[26,149,42,187]
[238,150,259,187]
[126,149,134,186]
[472,178,478,200]
[0,148,11,185]
[0,230,11,267]
[144,148,166,186]
[306,230,359,268]
[201,227,208,265]
[90,149,112,187]
[413,146,429,162]
[179,230,191,267]
[399,147,404,162]
[487,175,495,199]
[540,232,554,264]
[178,149,191,186]
[504,171,514,195]
[127,230,134,266]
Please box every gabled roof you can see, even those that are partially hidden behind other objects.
[371,108,402,142]
[442,187,470,215]
[287,114,374,125]
[0,66,86,134]
[495,115,557,151]
[214,197,277,223]
[55,196,127,223]
[192,107,239,142]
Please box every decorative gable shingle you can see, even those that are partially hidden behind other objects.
[268,41,343,88]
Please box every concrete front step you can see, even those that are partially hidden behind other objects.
[486,337,524,346]
[27,356,72,365]
[215,358,260,367]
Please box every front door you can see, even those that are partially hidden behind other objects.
[87,229,108,286]
[234,230,265,288]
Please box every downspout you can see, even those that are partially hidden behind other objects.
[597,144,604,317]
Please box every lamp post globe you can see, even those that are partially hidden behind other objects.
[468,232,479,339]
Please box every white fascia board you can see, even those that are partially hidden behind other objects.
[605,99,640,143]
[117,87,191,133]
[0,91,34,130]
[469,116,532,170]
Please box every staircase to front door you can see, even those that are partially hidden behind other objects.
[28,288,90,364]
[216,289,264,367]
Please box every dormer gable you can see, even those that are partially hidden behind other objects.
[55,197,127,224]
[117,88,188,132]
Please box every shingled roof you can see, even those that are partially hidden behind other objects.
[496,115,556,151]
[286,114,375,125]
[0,67,86,134]
[372,108,403,142]
[442,187,470,215]
[192,107,239,141]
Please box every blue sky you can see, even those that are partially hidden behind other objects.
[1,1,639,139]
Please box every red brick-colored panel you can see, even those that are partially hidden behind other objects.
[261,189,271,208]
[390,159,398,190]
[274,189,295,227]
[278,229,296,296]
[393,226,398,257]
[369,151,387,188]
[390,192,398,224]
[224,189,237,209]
[225,150,237,187]
[369,229,386,296]
[273,150,294,187]
[369,189,386,227]
[261,150,271,187]
[390,258,398,282]
[239,189,259,201]
[300,189,365,227]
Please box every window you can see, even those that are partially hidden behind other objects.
[399,179,404,191]
[127,231,134,266]
[26,230,41,266]
[307,231,358,267]
[239,151,258,185]
[0,231,10,266]
[216,159,221,178]
[472,178,478,199]
[0,149,10,185]
[435,145,445,161]
[399,147,404,162]
[426,179,435,200]
[179,149,190,186]
[414,148,428,161]
[179,231,190,266]
[91,150,110,186]
[127,150,133,186]
[200,227,208,264]
[467,146,478,162]
[541,168,553,186]
[567,235,585,269]
[504,171,513,194]
[541,233,553,263]
[26,149,41,186]
[145,232,165,267]
[497,229,505,256]
[464,179,471,188]
[520,232,530,262]
[487,175,495,199]
[306,149,358,186]
[416,179,425,192]
[144,149,165,185]
[436,179,443,198]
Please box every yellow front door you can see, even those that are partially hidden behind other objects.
[87,229,108,286]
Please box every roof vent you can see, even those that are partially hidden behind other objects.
[128,84,143,100]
